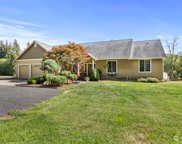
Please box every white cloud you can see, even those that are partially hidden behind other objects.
[0,22,68,50]
[0,23,45,48]
[0,17,42,27]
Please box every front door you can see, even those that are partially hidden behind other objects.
[87,64,93,76]
[85,64,95,76]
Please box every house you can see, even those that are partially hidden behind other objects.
[14,39,165,80]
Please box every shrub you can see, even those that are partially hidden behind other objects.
[137,78,147,82]
[97,69,102,77]
[146,77,160,83]
[60,71,71,77]
[0,58,12,75]
[137,77,160,83]
[77,72,87,81]
[41,59,60,74]
[27,76,46,84]
[68,74,77,81]
[45,74,67,85]
[34,76,46,84]
[59,76,67,84]
[90,69,100,81]
[31,79,37,84]
[27,79,32,84]
[27,78,37,84]
[60,71,77,83]
[103,64,109,71]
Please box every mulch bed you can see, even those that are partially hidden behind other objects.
[17,82,81,89]
[0,114,15,120]
[18,84,59,89]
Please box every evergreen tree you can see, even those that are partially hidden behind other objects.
[0,39,20,75]
[0,40,6,58]
[13,39,20,56]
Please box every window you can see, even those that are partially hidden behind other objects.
[139,60,151,72]
[107,61,117,74]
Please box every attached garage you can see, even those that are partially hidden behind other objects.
[18,64,44,79]
[14,40,52,79]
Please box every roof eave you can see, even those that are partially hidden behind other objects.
[87,52,97,60]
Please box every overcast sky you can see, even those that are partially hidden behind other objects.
[0,0,182,51]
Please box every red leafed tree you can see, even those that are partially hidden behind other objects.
[43,42,89,71]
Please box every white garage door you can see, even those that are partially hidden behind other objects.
[31,65,44,78]
[19,65,29,79]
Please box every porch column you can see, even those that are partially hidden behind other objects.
[92,59,95,70]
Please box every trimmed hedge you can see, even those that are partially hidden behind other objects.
[45,74,67,85]
[27,72,77,85]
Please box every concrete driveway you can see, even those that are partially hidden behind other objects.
[0,85,60,116]
[0,78,27,86]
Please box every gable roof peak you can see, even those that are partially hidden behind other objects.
[34,40,52,51]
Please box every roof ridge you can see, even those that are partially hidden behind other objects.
[133,39,160,42]
[81,39,133,45]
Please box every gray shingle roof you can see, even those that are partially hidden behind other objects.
[82,39,165,60]
[82,39,133,60]
[35,39,165,60]
[130,39,166,59]
[16,39,165,62]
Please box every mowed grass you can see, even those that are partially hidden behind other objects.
[0,81,182,144]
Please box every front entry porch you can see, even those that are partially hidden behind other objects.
[85,59,95,76]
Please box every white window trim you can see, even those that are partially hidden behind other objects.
[138,59,152,73]
[106,60,118,74]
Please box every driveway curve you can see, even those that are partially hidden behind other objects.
[0,86,60,116]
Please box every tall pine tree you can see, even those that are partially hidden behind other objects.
[0,39,20,75]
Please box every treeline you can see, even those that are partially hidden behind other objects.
[164,37,182,80]
[0,39,20,75]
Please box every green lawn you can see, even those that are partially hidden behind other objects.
[0,81,182,144]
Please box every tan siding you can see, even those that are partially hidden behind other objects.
[95,60,107,75]
[15,59,42,65]
[19,65,29,79]
[95,59,163,80]
[31,65,44,78]
[18,45,46,59]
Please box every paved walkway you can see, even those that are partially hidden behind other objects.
[0,86,60,116]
